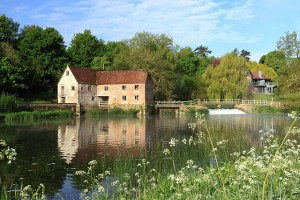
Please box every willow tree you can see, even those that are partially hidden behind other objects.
[203,53,249,99]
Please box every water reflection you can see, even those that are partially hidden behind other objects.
[57,117,154,164]
[1,114,298,199]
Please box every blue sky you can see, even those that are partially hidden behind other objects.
[1,0,300,61]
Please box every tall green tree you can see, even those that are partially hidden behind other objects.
[67,29,104,67]
[0,57,27,91]
[176,47,199,76]
[0,14,20,47]
[277,31,300,59]
[125,32,177,100]
[194,45,211,58]
[263,50,287,73]
[18,26,67,89]
[203,53,249,99]
[277,59,300,101]
[240,49,251,61]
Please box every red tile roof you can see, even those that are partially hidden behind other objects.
[69,66,96,84]
[250,71,271,80]
[68,66,150,85]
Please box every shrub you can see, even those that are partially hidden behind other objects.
[0,92,18,114]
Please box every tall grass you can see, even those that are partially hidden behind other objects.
[4,110,73,122]
[0,92,18,114]
[86,108,140,116]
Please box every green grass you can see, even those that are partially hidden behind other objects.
[86,107,140,116]
[252,93,277,101]
[255,106,283,114]
[4,110,74,122]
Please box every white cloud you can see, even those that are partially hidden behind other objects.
[224,0,255,20]
[10,0,259,48]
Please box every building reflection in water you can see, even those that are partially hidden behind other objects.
[58,117,154,164]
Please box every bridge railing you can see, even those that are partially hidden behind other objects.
[155,100,196,107]
[155,99,280,107]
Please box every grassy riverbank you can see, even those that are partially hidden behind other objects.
[85,107,140,116]
[4,110,74,122]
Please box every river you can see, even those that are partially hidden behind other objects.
[0,112,298,199]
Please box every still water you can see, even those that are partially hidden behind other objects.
[0,113,298,199]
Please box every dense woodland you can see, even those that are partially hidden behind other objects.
[1,14,300,102]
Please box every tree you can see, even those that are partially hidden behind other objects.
[277,59,300,101]
[231,48,240,56]
[264,50,287,73]
[194,45,211,58]
[277,31,300,59]
[176,47,199,76]
[125,32,177,100]
[0,14,20,46]
[67,29,105,67]
[203,53,249,99]
[0,57,27,91]
[240,49,251,61]
[18,26,67,89]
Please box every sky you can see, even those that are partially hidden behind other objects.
[1,0,300,61]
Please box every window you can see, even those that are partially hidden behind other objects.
[122,85,126,90]
[88,86,92,91]
[122,96,127,101]
[92,97,95,101]
[66,71,69,76]
[81,86,84,91]
[104,86,109,91]
[135,95,139,100]
[122,125,127,135]
[71,86,75,91]
[134,85,139,90]
[135,127,139,135]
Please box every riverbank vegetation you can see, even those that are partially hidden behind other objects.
[4,110,74,122]
[85,107,140,116]
[0,92,18,114]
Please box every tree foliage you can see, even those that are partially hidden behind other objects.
[240,49,251,61]
[194,45,211,58]
[125,32,177,100]
[67,29,104,67]
[0,14,19,46]
[277,59,300,101]
[277,31,300,59]
[263,50,287,73]
[203,53,249,99]
[18,26,67,88]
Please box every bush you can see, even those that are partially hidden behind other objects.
[0,92,18,114]
[256,106,282,114]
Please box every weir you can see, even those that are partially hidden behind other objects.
[208,109,247,115]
